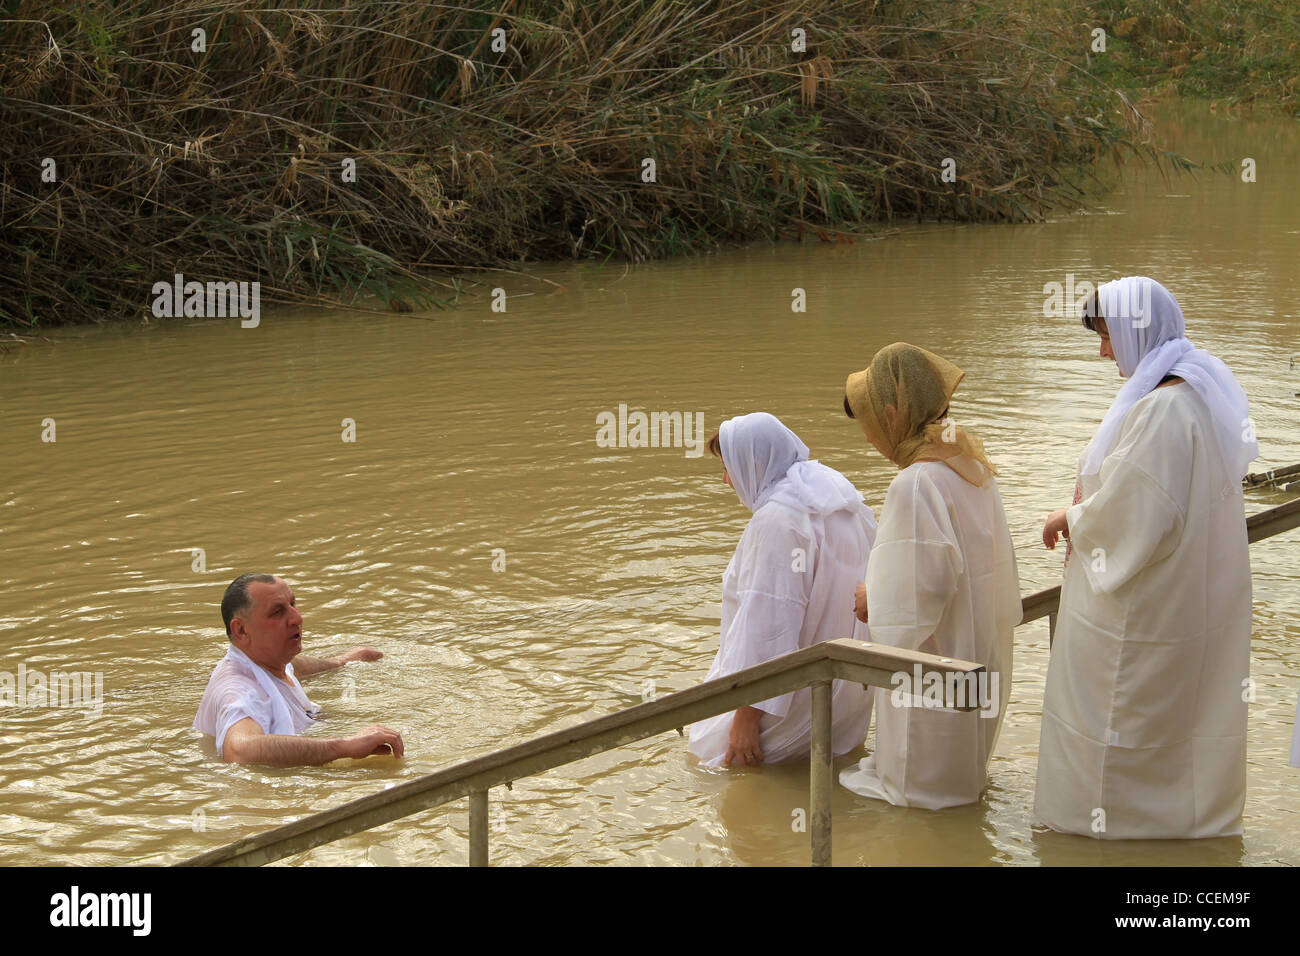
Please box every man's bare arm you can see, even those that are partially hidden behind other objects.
[223,718,342,765]
[222,717,404,767]
[292,646,383,679]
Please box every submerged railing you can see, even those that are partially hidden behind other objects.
[180,497,1300,868]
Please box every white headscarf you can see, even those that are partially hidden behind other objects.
[1081,276,1257,488]
[719,412,863,515]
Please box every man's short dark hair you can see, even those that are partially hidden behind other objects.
[221,573,278,639]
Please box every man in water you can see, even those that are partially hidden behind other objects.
[194,573,405,766]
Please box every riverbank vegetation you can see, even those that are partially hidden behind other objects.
[1,0,1294,328]
[1080,0,1299,111]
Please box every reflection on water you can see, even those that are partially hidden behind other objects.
[1,101,1297,865]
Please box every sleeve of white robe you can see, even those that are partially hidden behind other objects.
[714,508,810,719]
[1065,399,1190,596]
[194,667,276,758]
[865,470,962,651]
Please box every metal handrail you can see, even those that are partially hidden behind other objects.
[180,496,1300,868]
[179,640,984,868]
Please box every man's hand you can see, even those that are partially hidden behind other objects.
[1042,508,1071,549]
[293,646,383,679]
[853,581,869,624]
[722,707,764,768]
[334,724,405,760]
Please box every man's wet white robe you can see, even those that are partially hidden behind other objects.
[1035,384,1251,838]
[839,462,1020,809]
[194,645,321,758]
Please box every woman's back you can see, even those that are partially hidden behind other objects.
[840,461,1020,808]
[871,462,1020,664]
[689,493,877,767]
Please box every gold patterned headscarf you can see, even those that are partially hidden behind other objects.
[844,342,996,487]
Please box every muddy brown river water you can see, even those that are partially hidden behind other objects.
[1,102,1297,865]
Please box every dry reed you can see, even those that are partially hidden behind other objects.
[1,0,1174,327]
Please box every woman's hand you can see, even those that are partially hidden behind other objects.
[723,706,764,768]
[853,581,869,623]
[1042,508,1071,549]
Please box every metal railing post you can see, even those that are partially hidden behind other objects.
[810,679,832,867]
[469,789,488,867]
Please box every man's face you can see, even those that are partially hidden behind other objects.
[231,577,303,673]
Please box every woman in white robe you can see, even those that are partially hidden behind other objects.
[688,412,877,768]
[839,343,1021,809]
[1036,276,1258,839]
